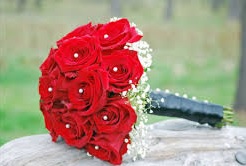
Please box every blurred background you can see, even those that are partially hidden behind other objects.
[0,0,245,145]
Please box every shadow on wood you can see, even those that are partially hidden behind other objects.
[0,119,246,165]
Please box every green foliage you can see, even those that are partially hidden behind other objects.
[0,0,242,146]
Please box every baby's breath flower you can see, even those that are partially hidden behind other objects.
[124,21,153,161]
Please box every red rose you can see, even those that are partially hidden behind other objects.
[52,112,93,148]
[40,104,52,130]
[40,48,58,76]
[93,98,137,134]
[96,18,142,50]
[54,36,102,73]
[86,133,131,165]
[40,107,58,142]
[56,22,99,46]
[67,68,108,115]
[102,49,144,93]
[39,76,56,102]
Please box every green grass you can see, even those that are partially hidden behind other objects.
[0,0,243,146]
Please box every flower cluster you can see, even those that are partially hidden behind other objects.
[39,18,152,165]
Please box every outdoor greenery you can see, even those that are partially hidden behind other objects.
[0,0,243,146]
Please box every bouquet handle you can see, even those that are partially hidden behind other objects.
[146,90,233,128]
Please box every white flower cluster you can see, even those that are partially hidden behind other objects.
[124,30,153,161]
[126,41,152,70]
[110,17,121,22]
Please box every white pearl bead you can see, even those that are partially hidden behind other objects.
[95,145,99,150]
[78,88,84,94]
[74,53,79,58]
[175,93,180,96]
[165,89,170,93]
[129,80,132,84]
[65,124,70,128]
[103,115,108,121]
[183,94,188,98]
[48,87,53,92]
[113,67,118,72]
[204,100,209,103]
[124,138,129,143]
[192,96,197,100]
[121,91,127,97]
[160,98,165,103]
[104,34,109,39]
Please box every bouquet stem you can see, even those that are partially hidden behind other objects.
[215,107,234,128]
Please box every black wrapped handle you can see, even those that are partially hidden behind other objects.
[146,90,224,127]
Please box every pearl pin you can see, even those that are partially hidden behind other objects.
[160,98,165,103]
[48,87,53,92]
[103,115,108,121]
[192,96,197,100]
[79,88,84,94]
[104,34,109,39]
[165,89,170,93]
[74,53,79,58]
[175,93,180,96]
[124,138,129,143]
[122,91,127,97]
[65,124,70,128]
[113,67,118,72]
[95,145,99,150]
[87,152,92,157]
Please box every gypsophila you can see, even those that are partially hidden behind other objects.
[123,25,153,160]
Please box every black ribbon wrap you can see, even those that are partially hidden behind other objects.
[146,90,224,127]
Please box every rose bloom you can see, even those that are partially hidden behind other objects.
[54,36,102,73]
[102,49,143,93]
[96,18,142,50]
[41,108,93,148]
[67,68,108,115]
[39,48,62,106]
[93,97,137,134]
[56,22,101,46]
[53,112,93,148]
[40,48,58,76]
[86,133,130,165]
[39,107,57,142]
[39,76,56,103]
[39,68,64,110]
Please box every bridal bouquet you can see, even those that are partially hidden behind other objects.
[39,18,233,165]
